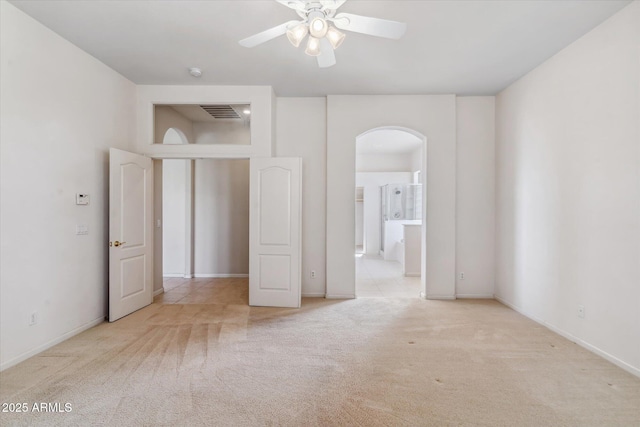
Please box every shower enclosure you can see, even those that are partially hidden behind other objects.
[380,183,422,252]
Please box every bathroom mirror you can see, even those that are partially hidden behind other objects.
[154,104,251,145]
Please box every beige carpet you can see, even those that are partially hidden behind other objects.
[1,279,639,426]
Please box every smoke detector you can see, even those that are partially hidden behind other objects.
[188,67,202,77]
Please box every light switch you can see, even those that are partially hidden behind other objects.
[76,224,88,235]
[76,193,90,205]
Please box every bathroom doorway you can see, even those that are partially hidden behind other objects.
[354,128,424,298]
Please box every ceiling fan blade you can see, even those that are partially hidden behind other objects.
[317,38,336,68]
[320,0,347,9]
[276,0,306,11]
[239,20,301,48]
[332,13,407,39]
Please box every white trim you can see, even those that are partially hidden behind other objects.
[326,293,356,299]
[0,317,104,372]
[165,273,247,279]
[426,294,456,300]
[495,296,640,379]
[150,152,251,160]
[302,292,325,298]
[456,293,494,299]
[184,160,194,279]
[193,274,249,278]
[153,288,165,297]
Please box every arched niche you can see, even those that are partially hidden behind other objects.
[163,127,189,145]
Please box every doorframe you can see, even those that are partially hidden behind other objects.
[153,154,251,296]
[354,127,427,297]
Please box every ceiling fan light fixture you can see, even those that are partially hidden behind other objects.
[305,36,321,56]
[309,17,329,38]
[239,0,407,68]
[326,26,345,49]
[286,23,308,47]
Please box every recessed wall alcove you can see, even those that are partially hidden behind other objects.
[135,85,275,159]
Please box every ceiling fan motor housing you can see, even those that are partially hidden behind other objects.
[296,3,337,20]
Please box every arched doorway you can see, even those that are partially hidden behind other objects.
[355,127,427,298]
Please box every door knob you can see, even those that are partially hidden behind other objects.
[113,241,126,247]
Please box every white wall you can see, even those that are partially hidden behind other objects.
[327,95,457,299]
[161,159,249,279]
[356,172,413,255]
[194,159,250,276]
[455,97,495,298]
[154,106,194,144]
[0,2,136,369]
[410,148,423,174]
[162,159,188,276]
[275,98,327,297]
[193,121,250,145]
[355,201,364,246]
[495,1,640,375]
[356,153,412,172]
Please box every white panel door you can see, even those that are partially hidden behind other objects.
[249,157,302,308]
[109,148,153,321]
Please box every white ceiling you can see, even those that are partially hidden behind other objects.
[10,0,630,97]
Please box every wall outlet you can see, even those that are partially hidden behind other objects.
[29,312,38,326]
[311,270,316,279]
[459,272,465,280]
[578,305,585,319]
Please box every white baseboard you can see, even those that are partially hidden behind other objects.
[425,294,456,300]
[495,296,640,379]
[153,288,164,297]
[456,293,494,299]
[193,274,249,278]
[166,274,248,278]
[302,293,325,297]
[325,293,356,299]
[0,316,105,372]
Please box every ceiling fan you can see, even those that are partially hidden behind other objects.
[239,0,407,68]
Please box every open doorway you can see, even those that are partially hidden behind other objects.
[159,157,250,304]
[157,122,250,304]
[355,128,424,298]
